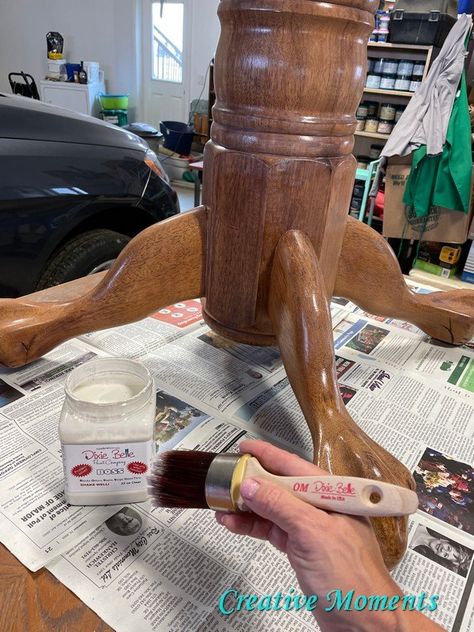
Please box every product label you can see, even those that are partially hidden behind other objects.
[62,441,153,494]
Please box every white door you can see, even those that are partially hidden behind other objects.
[142,0,192,128]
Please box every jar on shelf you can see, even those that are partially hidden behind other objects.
[372,58,384,74]
[381,59,399,75]
[409,76,422,92]
[379,103,396,121]
[397,60,414,76]
[394,75,411,91]
[367,102,379,117]
[395,107,406,122]
[366,73,382,89]
[380,74,396,90]
[355,117,366,131]
[364,118,379,133]
[377,119,393,135]
[412,62,425,77]
[356,102,369,118]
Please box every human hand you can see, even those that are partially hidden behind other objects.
[216,440,438,631]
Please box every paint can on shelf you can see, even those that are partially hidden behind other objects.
[364,118,379,133]
[397,60,414,76]
[380,74,396,90]
[377,119,393,135]
[394,75,411,91]
[379,103,396,121]
[367,102,379,117]
[409,77,422,92]
[356,102,369,118]
[412,62,425,77]
[381,59,399,74]
[372,58,384,74]
[395,107,405,122]
[366,73,381,89]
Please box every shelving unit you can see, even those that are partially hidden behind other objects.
[351,41,435,224]
[355,130,390,140]
[364,88,413,98]
[356,42,434,143]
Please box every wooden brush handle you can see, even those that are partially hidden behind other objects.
[238,458,418,518]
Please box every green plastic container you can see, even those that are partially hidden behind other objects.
[101,109,128,127]
[99,94,129,110]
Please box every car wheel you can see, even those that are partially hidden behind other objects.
[36,229,130,290]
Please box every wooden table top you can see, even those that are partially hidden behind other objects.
[0,544,112,632]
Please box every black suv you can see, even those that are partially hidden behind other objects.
[0,94,179,297]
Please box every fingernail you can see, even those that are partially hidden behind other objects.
[240,479,260,500]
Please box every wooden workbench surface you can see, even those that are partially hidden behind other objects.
[0,545,112,632]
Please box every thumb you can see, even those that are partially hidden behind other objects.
[240,477,327,536]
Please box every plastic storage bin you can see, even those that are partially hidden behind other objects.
[390,11,456,45]
[392,0,457,16]
[390,0,457,46]
[101,109,128,127]
[99,94,129,110]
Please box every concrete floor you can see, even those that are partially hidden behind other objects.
[174,184,196,212]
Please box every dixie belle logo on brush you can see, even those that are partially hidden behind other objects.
[149,450,418,517]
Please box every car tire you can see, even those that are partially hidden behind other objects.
[36,229,130,290]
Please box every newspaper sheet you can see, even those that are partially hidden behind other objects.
[0,340,122,570]
[0,288,473,630]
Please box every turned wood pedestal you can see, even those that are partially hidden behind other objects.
[0,0,473,568]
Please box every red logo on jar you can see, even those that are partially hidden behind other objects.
[127,461,147,474]
[71,464,92,477]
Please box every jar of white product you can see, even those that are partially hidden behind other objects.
[59,358,155,506]
[366,73,381,89]
[412,63,425,77]
[381,59,399,75]
[397,60,414,76]
[394,75,411,91]
[380,74,396,90]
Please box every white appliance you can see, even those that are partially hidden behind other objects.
[39,77,105,117]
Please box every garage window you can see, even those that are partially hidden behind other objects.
[152,1,184,83]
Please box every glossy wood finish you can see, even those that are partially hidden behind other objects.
[0,0,472,579]
[202,0,376,339]
[0,208,207,367]
[336,218,474,344]
[269,230,414,569]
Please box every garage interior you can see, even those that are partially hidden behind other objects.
[0,1,473,631]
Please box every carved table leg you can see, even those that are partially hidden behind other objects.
[0,208,207,368]
[336,218,474,344]
[269,229,415,570]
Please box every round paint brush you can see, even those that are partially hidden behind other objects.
[149,451,418,517]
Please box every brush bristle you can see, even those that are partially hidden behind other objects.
[149,450,218,508]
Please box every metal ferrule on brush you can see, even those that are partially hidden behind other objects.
[205,453,250,511]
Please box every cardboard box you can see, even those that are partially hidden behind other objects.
[383,157,474,244]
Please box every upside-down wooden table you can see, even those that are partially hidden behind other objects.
[0,0,473,572]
